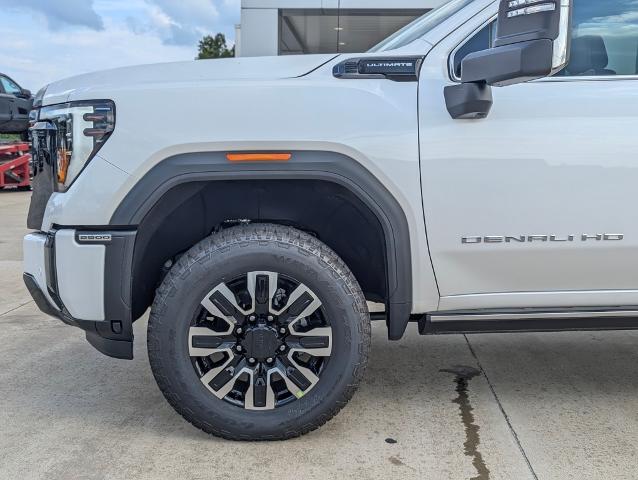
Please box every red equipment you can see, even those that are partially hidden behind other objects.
[0,143,31,190]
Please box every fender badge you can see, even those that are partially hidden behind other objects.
[77,234,112,243]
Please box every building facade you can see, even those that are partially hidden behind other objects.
[237,0,448,57]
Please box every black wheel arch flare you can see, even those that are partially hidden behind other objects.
[110,150,413,341]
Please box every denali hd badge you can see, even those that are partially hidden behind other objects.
[462,234,624,244]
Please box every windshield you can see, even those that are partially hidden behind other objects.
[369,0,476,52]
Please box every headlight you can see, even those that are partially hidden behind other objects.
[38,100,115,192]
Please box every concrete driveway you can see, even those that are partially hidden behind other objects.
[2,190,638,480]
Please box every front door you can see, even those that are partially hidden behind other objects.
[419,0,638,310]
[0,81,12,129]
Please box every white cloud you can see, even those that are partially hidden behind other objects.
[0,0,104,30]
[147,0,220,25]
[142,0,238,46]
[0,0,240,90]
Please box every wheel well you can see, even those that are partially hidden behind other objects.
[130,179,388,320]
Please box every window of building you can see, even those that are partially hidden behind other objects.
[279,9,428,55]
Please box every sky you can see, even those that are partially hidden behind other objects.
[0,0,240,91]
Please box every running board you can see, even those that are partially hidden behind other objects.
[419,307,638,335]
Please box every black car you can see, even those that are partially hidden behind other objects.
[0,74,33,138]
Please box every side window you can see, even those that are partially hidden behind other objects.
[563,1,638,76]
[0,76,22,95]
[452,21,496,80]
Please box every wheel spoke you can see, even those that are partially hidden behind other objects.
[277,355,319,396]
[265,365,302,399]
[245,368,276,410]
[286,327,332,357]
[274,284,322,330]
[189,326,236,357]
[246,271,278,315]
[201,357,248,399]
[201,282,250,329]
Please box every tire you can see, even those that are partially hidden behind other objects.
[147,223,371,440]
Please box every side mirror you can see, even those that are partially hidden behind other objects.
[15,88,32,99]
[445,0,573,119]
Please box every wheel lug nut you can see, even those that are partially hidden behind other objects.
[279,345,286,352]
[266,357,274,364]
[279,327,286,334]
[248,357,256,364]
[267,315,274,322]
[236,327,243,334]
[236,345,243,352]
[249,315,256,322]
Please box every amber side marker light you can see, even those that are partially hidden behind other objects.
[226,153,292,162]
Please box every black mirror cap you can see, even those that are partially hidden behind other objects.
[461,38,553,87]
[444,82,493,120]
[459,0,572,87]
[495,0,563,47]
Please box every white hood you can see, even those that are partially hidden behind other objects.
[41,54,339,106]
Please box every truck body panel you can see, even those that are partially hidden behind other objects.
[419,2,638,310]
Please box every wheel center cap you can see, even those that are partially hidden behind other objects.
[241,325,281,360]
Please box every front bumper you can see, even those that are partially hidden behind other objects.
[23,230,136,359]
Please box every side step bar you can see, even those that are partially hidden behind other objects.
[417,308,638,335]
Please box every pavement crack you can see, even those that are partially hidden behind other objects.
[0,300,33,318]
[463,335,539,480]
[441,365,490,480]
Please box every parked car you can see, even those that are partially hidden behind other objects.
[24,0,634,441]
[0,74,32,138]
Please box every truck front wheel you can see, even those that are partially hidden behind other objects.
[147,223,371,440]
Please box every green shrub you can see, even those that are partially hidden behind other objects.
[0,134,20,142]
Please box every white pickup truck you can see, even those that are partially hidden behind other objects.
[23,0,637,440]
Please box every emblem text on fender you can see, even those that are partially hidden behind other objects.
[366,62,413,68]
[78,234,112,243]
[462,234,624,244]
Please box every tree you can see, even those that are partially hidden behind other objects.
[196,33,235,60]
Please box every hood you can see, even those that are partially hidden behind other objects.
[41,54,339,106]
